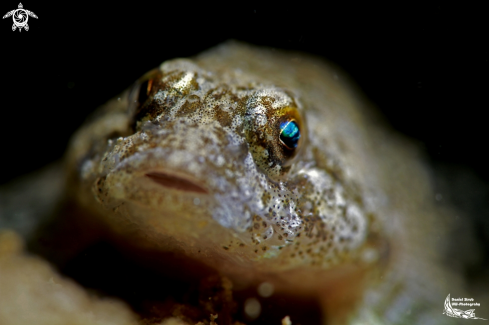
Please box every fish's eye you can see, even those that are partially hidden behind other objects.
[129,68,161,108]
[128,68,163,130]
[137,79,153,106]
[279,120,301,150]
[245,88,305,178]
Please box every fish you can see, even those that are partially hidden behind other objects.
[0,41,474,324]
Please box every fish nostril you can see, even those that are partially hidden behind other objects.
[145,172,208,194]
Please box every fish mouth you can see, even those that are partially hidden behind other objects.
[145,171,209,194]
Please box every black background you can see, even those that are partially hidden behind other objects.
[1,3,487,190]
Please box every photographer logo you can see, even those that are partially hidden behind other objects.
[3,3,37,32]
[443,294,486,320]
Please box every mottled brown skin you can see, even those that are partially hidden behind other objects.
[65,41,461,324]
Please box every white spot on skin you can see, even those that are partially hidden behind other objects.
[173,72,194,90]
[154,89,168,103]
[252,233,262,244]
[215,155,225,167]
[231,115,243,129]
[255,114,267,126]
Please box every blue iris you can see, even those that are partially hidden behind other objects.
[279,120,301,149]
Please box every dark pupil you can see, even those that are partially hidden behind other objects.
[280,121,300,149]
[137,79,153,105]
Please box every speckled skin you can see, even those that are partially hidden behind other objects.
[66,41,461,324]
